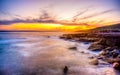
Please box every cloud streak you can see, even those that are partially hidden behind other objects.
[0,9,119,26]
[78,9,117,20]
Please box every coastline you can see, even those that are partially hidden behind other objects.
[60,32,120,70]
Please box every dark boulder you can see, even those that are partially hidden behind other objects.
[113,62,120,70]
[69,46,77,50]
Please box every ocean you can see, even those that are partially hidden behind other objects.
[0,32,119,75]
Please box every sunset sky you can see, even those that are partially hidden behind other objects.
[0,0,120,31]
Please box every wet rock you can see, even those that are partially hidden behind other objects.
[104,47,114,51]
[111,49,120,58]
[99,60,109,65]
[88,39,107,51]
[113,62,120,69]
[59,36,65,39]
[112,58,120,63]
[73,38,80,41]
[88,43,104,51]
[106,39,117,46]
[96,39,106,45]
[80,51,85,53]
[105,47,112,50]
[117,55,120,59]
[112,49,120,54]
[88,37,120,51]
[69,46,77,50]
[103,58,115,63]
[97,56,103,59]
[97,55,107,60]
[99,50,106,56]
[98,50,112,59]
[112,53,119,58]
[89,58,99,65]
[88,56,94,59]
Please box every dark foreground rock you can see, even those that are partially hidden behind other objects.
[113,62,120,69]
[88,37,120,70]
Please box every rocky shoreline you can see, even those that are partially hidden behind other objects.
[60,32,120,70]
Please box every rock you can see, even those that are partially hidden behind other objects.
[80,51,85,53]
[117,55,120,59]
[73,38,80,41]
[112,58,120,63]
[111,49,120,58]
[99,60,109,65]
[69,46,77,50]
[89,58,99,65]
[113,62,120,69]
[100,50,112,57]
[105,47,111,50]
[97,55,107,59]
[88,43,104,51]
[99,50,106,56]
[103,58,114,63]
[106,39,116,46]
[112,53,119,58]
[97,39,106,45]
[88,56,94,59]
[88,39,107,51]
[104,47,114,51]
[112,49,120,54]
[97,56,103,59]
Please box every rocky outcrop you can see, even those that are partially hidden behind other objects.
[60,33,99,42]
[88,37,120,70]
[60,31,120,70]
[89,58,99,65]
[88,43,105,51]
[88,39,105,51]
[88,38,119,51]
[113,62,120,69]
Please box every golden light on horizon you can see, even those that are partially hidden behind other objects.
[0,23,96,31]
[0,23,62,31]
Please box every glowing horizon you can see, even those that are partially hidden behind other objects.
[0,23,94,32]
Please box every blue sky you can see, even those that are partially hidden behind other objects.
[0,0,119,19]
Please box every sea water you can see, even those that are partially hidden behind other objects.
[0,32,119,75]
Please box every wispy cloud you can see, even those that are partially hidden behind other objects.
[0,9,119,26]
[78,9,117,20]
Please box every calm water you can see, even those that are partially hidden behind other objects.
[0,32,119,75]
